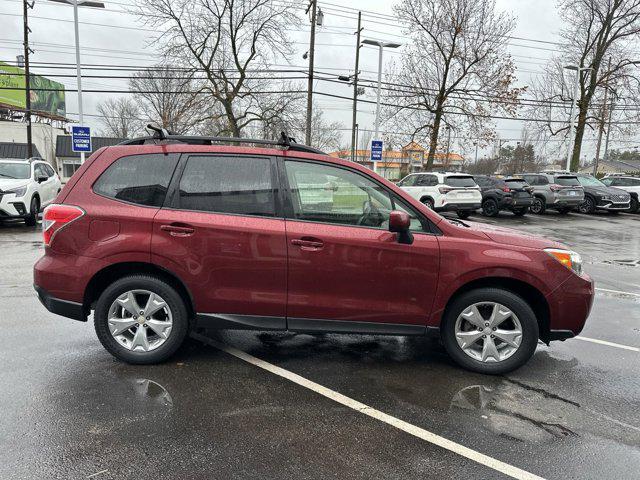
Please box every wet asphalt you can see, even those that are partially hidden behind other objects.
[0,211,639,480]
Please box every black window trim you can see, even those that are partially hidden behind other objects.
[164,153,285,219]
[92,152,181,209]
[277,156,440,236]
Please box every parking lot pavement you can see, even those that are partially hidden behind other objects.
[1,212,639,479]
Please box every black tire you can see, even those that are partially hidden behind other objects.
[441,288,539,375]
[629,196,639,214]
[481,199,499,217]
[25,196,39,226]
[557,207,571,215]
[421,197,435,209]
[94,275,190,364]
[512,207,528,216]
[457,210,472,219]
[530,196,546,214]
[578,196,596,214]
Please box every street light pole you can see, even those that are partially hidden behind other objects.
[50,0,105,163]
[305,0,318,146]
[362,39,401,174]
[22,0,34,158]
[350,11,362,163]
[564,65,592,172]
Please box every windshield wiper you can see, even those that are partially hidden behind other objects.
[446,217,470,227]
[0,173,18,179]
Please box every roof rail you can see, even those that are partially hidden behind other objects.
[118,125,325,155]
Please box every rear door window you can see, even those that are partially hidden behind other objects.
[416,175,437,186]
[398,175,417,187]
[177,156,275,217]
[93,154,179,207]
[445,176,476,187]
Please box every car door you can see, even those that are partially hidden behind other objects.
[33,164,52,205]
[41,163,58,205]
[282,158,440,330]
[151,154,287,326]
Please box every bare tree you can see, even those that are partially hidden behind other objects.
[96,97,141,138]
[388,0,524,170]
[133,0,299,137]
[529,0,640,171]
[130,65,204,133]
[293,102,345,152]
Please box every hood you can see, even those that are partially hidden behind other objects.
[463,220,566,250]
[0,178,29,192]
[584,184,628,197]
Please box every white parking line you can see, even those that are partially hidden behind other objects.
[192,333,545,480]
[595,287,640,298]
[575,336,640,352]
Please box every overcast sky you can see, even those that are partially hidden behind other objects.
[1,0,637,160]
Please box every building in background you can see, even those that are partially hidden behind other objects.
[55,136,124,179]
[0,121,63,169]
[329,142,465,181]
[579,160,640,175]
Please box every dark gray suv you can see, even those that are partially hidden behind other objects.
[574,174,631,213]
[521,173,584,214]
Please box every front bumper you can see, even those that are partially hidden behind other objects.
[0,193,29,217]
[545,272,594,342]
[436,202,481,212]
[596,200,630,210]
[35,285,87,321]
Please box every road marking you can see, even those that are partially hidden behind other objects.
[192,333,545,480]
[575,336,640,352]
[595,287,640,298]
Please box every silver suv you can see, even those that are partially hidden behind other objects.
[521,173,584,214]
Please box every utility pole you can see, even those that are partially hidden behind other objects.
[473,142,479,164]
[593,58,611,177]
[23,0,34,158]
[350,11,362,162]
[305,0,318,146]
[445,126,451,169]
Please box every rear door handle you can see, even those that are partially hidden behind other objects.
[291,237,324,250]
[160,224,195,237]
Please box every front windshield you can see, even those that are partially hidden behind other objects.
[576,175,605,187]
[0,162,31,180]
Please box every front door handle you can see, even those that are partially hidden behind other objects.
[291,237,324,250]
[160,223,195,237]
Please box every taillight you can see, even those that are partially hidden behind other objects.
[439,187,453,194]
[42,204,84,246]
[549,184,562,192]
[502,186,511,193]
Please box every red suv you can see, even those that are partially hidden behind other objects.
[33,130,594,374]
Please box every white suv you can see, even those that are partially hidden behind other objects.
[601,175,640,213]
[0,158,62,225]
[397,172,482,219]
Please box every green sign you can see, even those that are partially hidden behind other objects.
[0,62,66,118]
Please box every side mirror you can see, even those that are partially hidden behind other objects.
[37,175,48,183]
[388,210,414,245]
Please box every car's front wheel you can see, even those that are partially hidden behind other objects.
[94,275,190,364]
[578,196,596,214]
[629,196,639,213]
[530,197,546,214]
[441,288,539,374]
[25,196,39,226]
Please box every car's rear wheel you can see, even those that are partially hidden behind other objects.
[421,197,435,209]
[530,197,546,214]
[512,207,528,216]
[578,196,596,214]
[481,199,499,217]
[25,196,39,226]
[94,275,189,364]
[441,288,539,374]
[457,210,472,219]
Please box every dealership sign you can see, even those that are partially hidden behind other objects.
[72,126,91,153]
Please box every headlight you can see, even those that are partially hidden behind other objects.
[545,248,582,275]
[601,195,611,201]
[6,185,28,197]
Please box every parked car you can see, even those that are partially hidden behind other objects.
[473,175,534,217]
[397,172,481,219]
[574,174,631,214]
[601,175,640,213]
[34,130,594,374]
[0,158,61,225]
[521,173,584,214]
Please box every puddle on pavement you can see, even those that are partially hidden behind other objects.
[131,378,174,408]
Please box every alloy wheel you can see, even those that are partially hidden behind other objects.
[454,302,523,363]
[107,290,173,352]
[530,198,544,214]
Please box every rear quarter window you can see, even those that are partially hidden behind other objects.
[93,153,179,207]
[505,179,528,188]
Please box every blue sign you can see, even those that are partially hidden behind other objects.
[71,126,91,153]
[371,140,383,162]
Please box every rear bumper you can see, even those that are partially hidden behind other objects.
[436,202,481,212]
[34,285,87,321]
